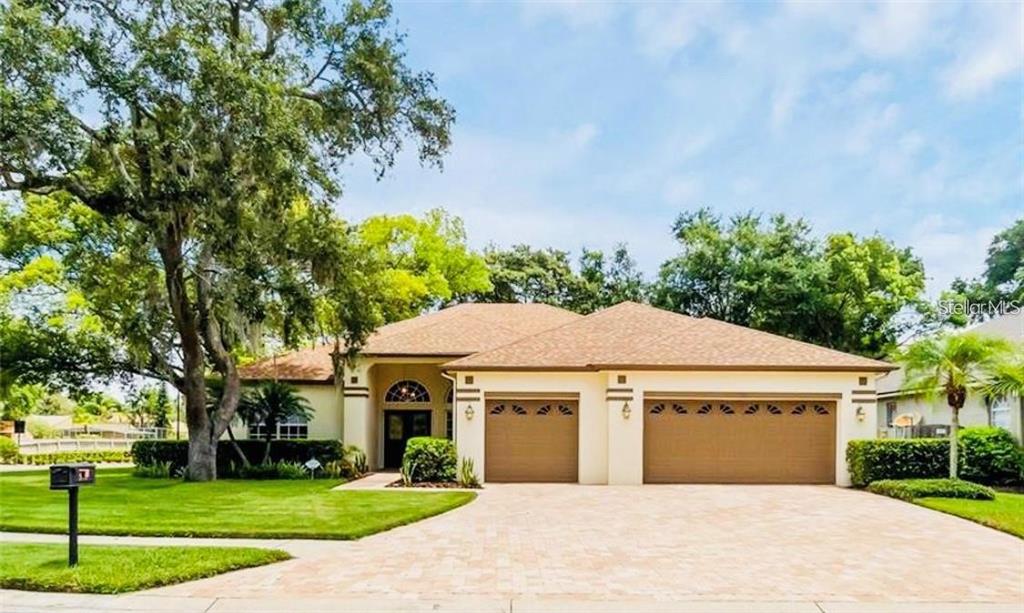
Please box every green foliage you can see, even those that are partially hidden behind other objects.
[0,468,476,540]
[917,492,1024,538]
[958,427,1023,486]
[867,478,996,501]
[402,437,457,483]
[236,381,314,464]
[457,457,481,489]
[651,208,926,357]
[464,243,645,314]
[0,543,291,594]
[937,219,1023,326]
[0,437,17,463]
[847,439,949,487]
[26,419,59,439]
[360,209,491,321]
[0,382,45,420]
[131,439,344,477]
[846,429,1023,488]
[345,445,369,476]
[238,461,307,480]
[323,459,357,480]
[0,0,453,480]
[125,386,172,430]
[13,450,131,465]
[133,461,174,479]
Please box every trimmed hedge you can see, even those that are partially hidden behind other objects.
[13,450,132,465]
[959,427,1022,486]
[847,427,1024,487]
[0,437,18,463]
[132,439,344,476]
[847,438,948,487]
[867,478,996,501]
[402,437,457,483]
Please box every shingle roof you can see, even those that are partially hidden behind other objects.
[444,302,895,372]
[239,303,581,381]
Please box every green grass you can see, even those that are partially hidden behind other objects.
[915,492,1024,538]
[0,542,290,593]
[0,469,475,539]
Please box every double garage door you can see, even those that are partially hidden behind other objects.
[485,398,578,482]
[483,395,836,484]
[644,398,837,484]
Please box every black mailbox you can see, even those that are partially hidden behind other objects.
[50,463,96,490]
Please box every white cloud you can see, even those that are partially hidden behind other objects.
[854,1,935,58]
[632,2,727,59]
[844,103,901,156]
[519,0,616,30]
[567,122,599,149]
[942,2,1023,99]
[846,70,893,100]
[904,214,1000,296]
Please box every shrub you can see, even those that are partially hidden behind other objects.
[958,427,1022,486]
[133,460,173,479]
[15,450,131,465]
[867,478,996,501]
[0,437,18,463]
[457,457,480,488]
[847,428,1024,488]
[402,437,456,483]
[846,439,948,487]
[132,439,345,476]
[26,419,60,439]
[323,459,355,480]
[273,461,308,480]
[345,445,369,477]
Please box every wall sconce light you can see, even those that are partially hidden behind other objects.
[621,401,631,419]
[465,405,475,420]
[855,405,865,422]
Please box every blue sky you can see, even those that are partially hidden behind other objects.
[341,1,1023,295]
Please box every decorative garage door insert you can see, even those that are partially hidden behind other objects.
[485,398,578,483]
[643,398,836,484]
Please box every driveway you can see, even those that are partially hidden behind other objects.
[144,484,1023,605]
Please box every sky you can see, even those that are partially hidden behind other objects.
[340,0,1023,296]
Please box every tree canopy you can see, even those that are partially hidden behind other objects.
[0,0,454,479]
[462,243,645,314]
[651,208,926,357]
[938,218,1024,325]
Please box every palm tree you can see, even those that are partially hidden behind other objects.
[981,347,1024,423]
[238,381,314,465]
[896,332,1012,478]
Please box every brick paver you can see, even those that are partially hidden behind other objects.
[151,485,1024,603]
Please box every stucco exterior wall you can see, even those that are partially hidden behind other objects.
[450,368,875,487]
[876,393,1023,442]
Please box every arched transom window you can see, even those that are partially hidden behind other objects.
[385,380,431,403]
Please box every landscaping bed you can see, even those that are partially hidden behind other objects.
[0,542,290,593]
[0,468,475,540]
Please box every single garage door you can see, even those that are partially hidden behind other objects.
[485,398,578,482]
[644,398,836,484]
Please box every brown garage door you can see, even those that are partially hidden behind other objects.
[644,399,836,484]
[485,398,578,483]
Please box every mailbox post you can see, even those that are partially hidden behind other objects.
[49,463,95,566]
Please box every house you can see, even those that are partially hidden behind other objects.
[876,310,1024,441]
[241,301,893,486]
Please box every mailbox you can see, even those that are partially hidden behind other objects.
[50,463,96,490]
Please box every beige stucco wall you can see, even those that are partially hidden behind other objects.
[230,383,341,441]
[876,393,1023,441]
[451,368,875,487]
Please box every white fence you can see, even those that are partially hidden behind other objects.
[16,438,135,455]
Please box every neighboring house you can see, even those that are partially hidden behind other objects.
[876,310,1024,442]
[241,301,892,486]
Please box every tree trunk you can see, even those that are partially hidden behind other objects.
[226,426,251,468]
[949,406,960,479]
[187,425,217,481]
[263,420,274,465]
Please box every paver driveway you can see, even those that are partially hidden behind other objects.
[152,484,1024,603]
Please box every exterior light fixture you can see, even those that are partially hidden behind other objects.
[465,405,475,420]
[622,401,631,419]
[855,406,866,422]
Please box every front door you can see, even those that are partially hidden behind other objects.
[384,410,432,469]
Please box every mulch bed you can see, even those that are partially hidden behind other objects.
[386,480,480,489]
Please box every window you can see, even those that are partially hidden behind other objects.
[991,396,1012,430]
[446,409,454,439]
[885,401,897,426]
[446,386,454,405]
[384,380,430,403]
[248,414,308,440]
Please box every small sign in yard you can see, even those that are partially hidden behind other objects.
[304,458,321,478]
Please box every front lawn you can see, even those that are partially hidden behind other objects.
[0,468,475,539]
[0,543,290,593]
[916,492,1024,538]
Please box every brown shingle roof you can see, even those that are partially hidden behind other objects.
[239,303,581,381]
[444,302,895,372]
